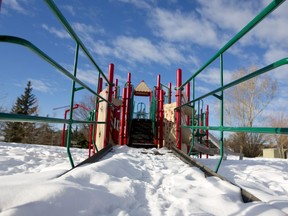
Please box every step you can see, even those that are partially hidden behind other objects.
[128,143,157,149]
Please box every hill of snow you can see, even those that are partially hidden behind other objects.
[0,142,287,215]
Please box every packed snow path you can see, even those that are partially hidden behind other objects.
[0,143,287,216]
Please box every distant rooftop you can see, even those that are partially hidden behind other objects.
[134,80,151,96]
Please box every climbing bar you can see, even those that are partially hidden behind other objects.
[0,36,113,106]
[44,0,111,85]
[178,0,286,89]
[177,57,288,110]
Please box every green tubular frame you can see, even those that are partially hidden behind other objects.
[176,0,287,173]
[150,87,157,135]
[160,83,171,104]
[0,0,113,168]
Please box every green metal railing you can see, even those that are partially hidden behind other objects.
[0,0,114,168]
[176,0,288,172]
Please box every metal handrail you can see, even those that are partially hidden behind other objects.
[175,0,287,173]
[0,112,107,125]
[177,57,288,110]
[44,0,111,85]
[178,0,286,89]
[0,0,115,168]
[0,36,112,106]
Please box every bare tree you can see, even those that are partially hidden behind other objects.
[268,113,288,158]
[225,67,277,127]
[224,67,277,156]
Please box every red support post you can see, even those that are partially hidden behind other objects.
[61,109,69,147]
[114,78,118,99]
[104,64,114,147]
[157,75,161,99]
[124,73,132,145]
[168,82,172,104]
[61,104,80,147]
[119,87,127,145]
[206,105,209,159]
[155,75,161,145]
[159,89,164,148]
[176,69,182,150]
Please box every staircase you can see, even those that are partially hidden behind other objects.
[129,119,156,148]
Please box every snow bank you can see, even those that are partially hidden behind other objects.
[0,143,287,215]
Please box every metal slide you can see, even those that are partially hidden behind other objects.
[207,132,243,159]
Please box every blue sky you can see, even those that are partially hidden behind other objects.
[0,0,288,125]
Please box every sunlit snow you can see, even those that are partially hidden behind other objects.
[0,142,287,216]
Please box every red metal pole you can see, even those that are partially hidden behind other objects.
[176,69,182,150]
[206,105,209,159]
[114,78,118,99]
[124,73,131,145]
[61,104,80,147]
[157,75,161,99]
[119,87,127,145]
[168,82,172,104]
[159,89,164,148]
[61,110,69,147]
[104,64,114,147]
[156,75,161,145]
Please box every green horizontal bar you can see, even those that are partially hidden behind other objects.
[74,86,85,92]
[179,0,285,89]
[0,35,113,107]
[177,57,288,110]
[0,112,106,125]
[0,112,69,124]
[160,83,169,90]
[222,126,288,134]
[72,120,106,125]
[44,0,111,85]
[182,125,288,135]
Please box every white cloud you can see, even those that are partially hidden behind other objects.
[116,0,152,9]
[62,5,76,16]
[195,86,211,94]
[41,24,70,39]
[72,22,104,35]
[29,79,54,93]
[197,68,233,85]
[196,0,256,33]
[69,22,109,56]
[113,36,192,65]
[264,48,287,64]
[150,8,221,48]
[62,64,99,86]
[77,68,98,85]
[198,0,288,50]
[114,36,166,64]
[4,0,29,15]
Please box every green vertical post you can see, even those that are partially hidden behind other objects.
[216,54,224,173]
[66,43,80,168]
[188,79,195,155]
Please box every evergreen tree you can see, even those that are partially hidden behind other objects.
[4,81,38,143]
[34,123,55,145]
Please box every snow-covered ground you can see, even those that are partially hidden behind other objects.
[0,142,287,216]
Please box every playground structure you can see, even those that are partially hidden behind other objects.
[0,0,288,174]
